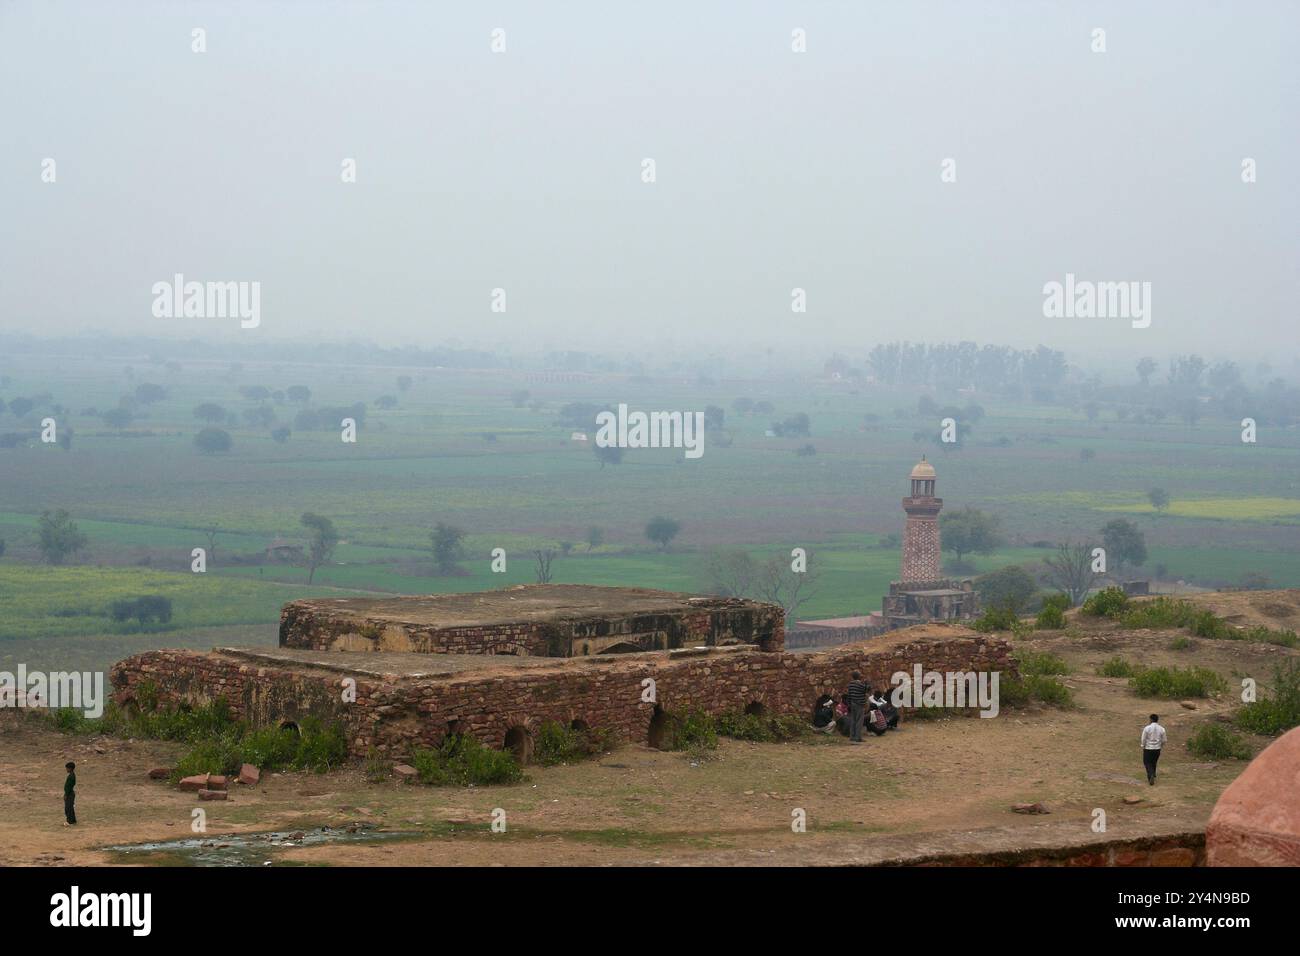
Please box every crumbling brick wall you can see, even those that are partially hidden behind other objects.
[110,630,1012,760]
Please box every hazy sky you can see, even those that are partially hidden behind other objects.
[2,1,1297,364]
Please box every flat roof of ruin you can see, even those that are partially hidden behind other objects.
[201,620,983,683]
[285,584,775,627]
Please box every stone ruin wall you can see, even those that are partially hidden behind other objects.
[278,600,786,657]
[110,631,1012,760]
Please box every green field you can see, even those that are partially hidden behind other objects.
[3,350,1299,674]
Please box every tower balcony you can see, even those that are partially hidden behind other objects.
[902,496,942,516]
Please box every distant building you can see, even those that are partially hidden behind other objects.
[787,613,886,649]
[265,537,305,563]
[881,457,980,629]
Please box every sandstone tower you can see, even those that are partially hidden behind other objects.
[901,456,942,582]
[882,457,980,629]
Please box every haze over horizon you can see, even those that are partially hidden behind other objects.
[2,0,1297,366]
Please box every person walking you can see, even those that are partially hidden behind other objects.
[845,672,868,743]
[1141,714,1167,785]
[63,761,77,825]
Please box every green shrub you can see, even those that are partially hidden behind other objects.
[533,720,608,766]
[1129,666,1227,699]
[1119,596,1199,630]
[410,734,524,787]
[1188,610,1233,640]
[171,733,243,780]
[715,711,812,743]
[671,710,718,752]
[1035,603,1066,630]
[1237,660,1300,736]
[1016,650,1070,676]
[238,725,302,770]
[1097,656,1136,678]
[1000,674,1073,708]
[1239,625,1298,648]
[1186,723,1251,760]
[973,605,1020,632]
[292,717,349,772]
[1168,636,1194,651]
[1081,587,1129,618]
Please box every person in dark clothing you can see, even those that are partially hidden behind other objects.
[63,761,76,825]
[845,672,868,743]
[811,694,836,733]
[834,698,851,736]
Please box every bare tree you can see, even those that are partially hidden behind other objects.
[1041,541,1099,606]
[753,552,821,623]
[703,550,758,598]
[204,525,220,567]
[533,547,557,584]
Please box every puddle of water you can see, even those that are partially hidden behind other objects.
[104,824,420,867]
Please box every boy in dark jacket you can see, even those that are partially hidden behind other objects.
[64,761,77,825]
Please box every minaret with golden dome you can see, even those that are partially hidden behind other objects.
[900,456,943,583]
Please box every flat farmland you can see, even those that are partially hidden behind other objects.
[3,353,1299,675]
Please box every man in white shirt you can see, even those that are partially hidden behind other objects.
[1141,714,1168,785]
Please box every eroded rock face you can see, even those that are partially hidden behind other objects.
[1206,726,1300,866]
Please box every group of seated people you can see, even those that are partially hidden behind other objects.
[811,688,900,737]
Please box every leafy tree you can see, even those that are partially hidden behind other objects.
[0,538,6,559]
[239,385,271,402]
[38,509,88,565]
[1041,541,1099,606]
[1136,357,1157,386]
[110,595,173,626]
[1147,487,1171,512]
[286,385,312,403]
[193,403,227,423]
[9,397,34,418]
[1100,519,1147,575]
[974,565,1038,613]
[645,516,681,551]
[703,405,726,431]
[243,405,276,427]
[375,395,398,410]
[397,375,413,393]
[771,412,811,437]
[271,426,291,443]
[431,523,467,575]
[941,507,1003,565]
[194,427,233,454]
[732,397,754,416]
[102,407,133,428]
[300,512,339,584]
[585,526,604,552]
[593,444,624,468]
[134,383,167,404]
